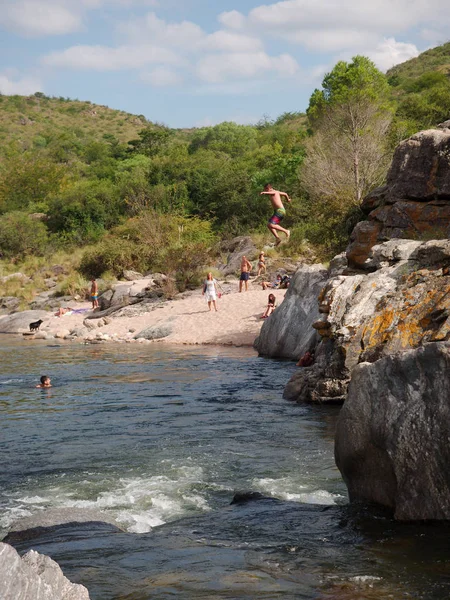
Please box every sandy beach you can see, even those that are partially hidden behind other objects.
[36,284,287,347]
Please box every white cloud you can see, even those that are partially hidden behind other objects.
[0,1,82,36]
[0,0,160,37]
[218,10,246,30]
[41,10,300,90]
[203,31,263,53]
[118,12,203,48]
[140,67,182,86]
[43,44,182,70]
[196,51,298,83]
[368,38,420,72]
[0,72,43,95]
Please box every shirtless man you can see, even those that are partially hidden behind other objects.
[90,278,99,309]
[260,183,291,245]
[239,255,253,292]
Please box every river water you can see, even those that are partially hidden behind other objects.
[0,339,449,599]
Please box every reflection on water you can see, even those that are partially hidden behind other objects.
[1,337,449,599]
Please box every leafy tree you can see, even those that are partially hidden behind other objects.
[305,56,394,206]
[128,126,173,156]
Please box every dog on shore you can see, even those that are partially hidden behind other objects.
[29,319,44,332]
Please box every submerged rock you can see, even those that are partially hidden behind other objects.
[0,542,90,599]
[335,343,450,521]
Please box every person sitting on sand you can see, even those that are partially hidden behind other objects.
[202,272,219,312]
[260,183,291,245]
[257,252,266,276]
[261,293,277,319]
[36,375,52,388]
[261,275,282,290]
[239,256,253,292]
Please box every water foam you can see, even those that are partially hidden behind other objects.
[252,477,344,506]
[1,464,214,536]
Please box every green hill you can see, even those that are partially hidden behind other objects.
[387,42,450,80]
[386,43,450,131]
[0,93,151,154]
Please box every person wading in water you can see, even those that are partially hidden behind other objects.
[260,183,291,245]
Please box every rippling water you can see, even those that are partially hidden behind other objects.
[1,338,449,599]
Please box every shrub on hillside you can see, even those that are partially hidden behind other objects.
[78,238,151,278]
[0,212,48,259]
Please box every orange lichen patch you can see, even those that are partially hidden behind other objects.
[360,308,397,350]
[348,275,450,364]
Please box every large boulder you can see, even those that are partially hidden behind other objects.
[347,126,450,269]
[218,236,258,276]
[0,310,49,333]
[0,542,90,599]
[255,264,328,359]
[335,342,450,521]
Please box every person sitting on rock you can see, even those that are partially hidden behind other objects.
[261,293,277,318]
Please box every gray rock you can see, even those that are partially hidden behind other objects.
[328,253,348,277]
[335,342,450,520]
[122,269,143,281]
[134,323,173,340]
[255,264,328,359]
[0,296,21,312]
[219,236,258,276]
[70,327,89,338]
[98,289,113,311]
[0,310,49,334]
[0,542,90,600]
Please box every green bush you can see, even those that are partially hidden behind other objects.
[0,212,49,259]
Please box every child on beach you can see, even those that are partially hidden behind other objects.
[260,184,291,245]
[261,294,277,319]
[36,375,52,388]
[257,252,266,276]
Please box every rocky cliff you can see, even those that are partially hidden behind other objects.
[284,239,450,403]
[335,343,450,520]
[347,123,450,269]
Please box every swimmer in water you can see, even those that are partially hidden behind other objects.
[36,375,52,388]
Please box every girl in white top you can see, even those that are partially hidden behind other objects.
[202,272,219,312]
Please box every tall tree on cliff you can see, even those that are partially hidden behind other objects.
[302,56,394,214]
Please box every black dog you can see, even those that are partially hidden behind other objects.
[29,319,43,332]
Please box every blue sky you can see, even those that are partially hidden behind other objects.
[1,0,447,127]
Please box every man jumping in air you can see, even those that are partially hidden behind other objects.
[260,184,291,245]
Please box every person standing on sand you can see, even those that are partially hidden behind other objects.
[260,183,291,245]
[257,251,266,276]
[202,272,219,312]
[90,278,99,309]
[239,255,253,292]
